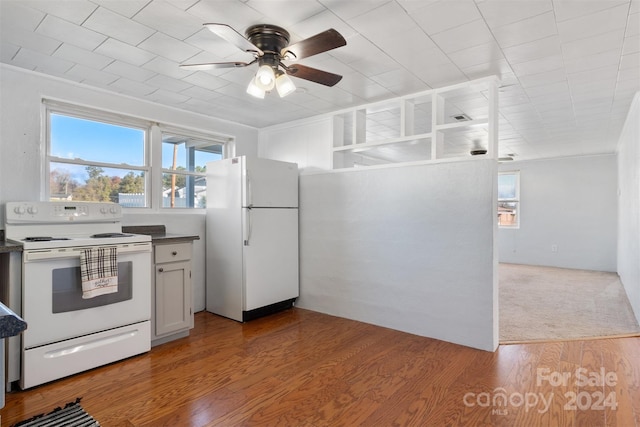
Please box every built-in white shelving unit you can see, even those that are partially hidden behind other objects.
[331,76,499,169]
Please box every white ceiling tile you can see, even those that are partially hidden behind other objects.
[523,80,570,98]
[53,43,112,69]
[185,1,264,31]
[477,0,553,28]
[492,11,557,49]
[24,0,97,25]
[1,26,61,56]
[66,63,118,85]
[502,35,562,64]
[448,41,504,69]
[180,85,224,102]
[165,0,200,11]
[104,60,156,82]
[430,19,495,53]
[142,56,195,79]
[13,47,73,74]
[138,32,201,63]
[0,1,46,31]
[347,2,416,39]
[146,74,193,92]
[511,54,563,76]
[288,9,358,40]
[567,64,618,84]
[146,88,190,104]
[109,77,156,96]
[37,14,107,50]
[622,34,640,54]
[94,38,156,67]
[462,59,512,81]
[132,1,203,40]
[412,0,482,35]
[245,0,326,27]
[617,64,640,81]
[0,43,20,62]
[627,10,640,36]
[83,6,155,45]
[556,4,629,43]
[319,0,389,21]
[564,49,621,74]
[518,68,566,88]
[182,70,229,90]
[561,29,625,60]
[620,51,640,69]
[90,0,149,18]
[553,0,629,22]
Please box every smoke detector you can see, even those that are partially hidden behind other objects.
[451,113,472,122]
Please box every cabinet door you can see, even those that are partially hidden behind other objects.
[155,261,191,336]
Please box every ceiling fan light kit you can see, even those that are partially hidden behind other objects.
[181,23,346,99]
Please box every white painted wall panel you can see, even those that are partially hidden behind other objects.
[258,117,333,170]
[498,154,618,272]
[617,92,640,323]
[298,159,498,351]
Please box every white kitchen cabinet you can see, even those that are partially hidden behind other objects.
[152,242,193,345]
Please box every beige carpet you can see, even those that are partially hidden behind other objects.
[500,263,640,343]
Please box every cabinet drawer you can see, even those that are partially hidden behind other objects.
[155,242,192,263]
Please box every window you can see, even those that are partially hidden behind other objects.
[48,109,149,207]
[498,171,519,228]
[45,101,232,209]
[161,130,223,208]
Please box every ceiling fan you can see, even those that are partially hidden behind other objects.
[180,23,347,98]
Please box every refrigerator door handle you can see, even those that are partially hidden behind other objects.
[246,171,253,208]
[244,208,252,246]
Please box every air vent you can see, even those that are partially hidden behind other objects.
[451,113,471,122]
[470,149,487,156]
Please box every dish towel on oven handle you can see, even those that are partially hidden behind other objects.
[80,247,118,299]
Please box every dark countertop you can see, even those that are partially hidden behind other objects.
[0,240,22,253]
[122,225,200,245]
[0,302,27,339]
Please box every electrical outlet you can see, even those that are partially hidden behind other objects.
[551,244,558,253]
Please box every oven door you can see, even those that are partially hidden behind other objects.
[22,242,152,349]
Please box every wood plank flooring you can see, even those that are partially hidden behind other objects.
[2,309,639,426]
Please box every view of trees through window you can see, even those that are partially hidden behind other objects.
[47,107,226,208]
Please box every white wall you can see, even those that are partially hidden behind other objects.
[258,117,333,171]
[617,92,640,323]
[498,154,618,272]
[298,159,499,352]
[0,65,260,312]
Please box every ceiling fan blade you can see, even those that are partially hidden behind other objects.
[179,60,255,71]
[203,23,263,55]
[285,64,343,87]
[281,29,346,60]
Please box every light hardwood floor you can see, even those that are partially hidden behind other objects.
[2,309,639,426]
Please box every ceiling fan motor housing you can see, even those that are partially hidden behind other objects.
[246,24,290,63]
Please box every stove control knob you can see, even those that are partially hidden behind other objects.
[100,207,108,214]
[14,206,25,215]
[110,206,118,214]
[27,206,38,214]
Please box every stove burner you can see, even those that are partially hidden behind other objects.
[90,233,133,238]
[24,237,71,242]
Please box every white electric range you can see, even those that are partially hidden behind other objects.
[4,201,152,389]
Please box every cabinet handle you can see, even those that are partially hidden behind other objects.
[158,268,164,273]
[172,251,177,255]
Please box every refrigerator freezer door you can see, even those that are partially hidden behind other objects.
[243,157,298,208]
[243,208,299,311]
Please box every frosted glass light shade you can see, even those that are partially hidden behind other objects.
[246,79,265,98]
[254,65,275,91]
[276,73,296,97]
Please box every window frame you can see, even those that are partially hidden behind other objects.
[42,99,233,210]
[498,171,520,229]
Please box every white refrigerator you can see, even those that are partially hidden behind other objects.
[205,156,299,322]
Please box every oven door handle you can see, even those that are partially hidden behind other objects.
[24,243,152,261]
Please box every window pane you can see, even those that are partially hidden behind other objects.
[50,162,146,207]
[498,201,518,227]
[498,174,517,199]
[50,114,145,165]
[162,173,206,208]
[162,133,222,172]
